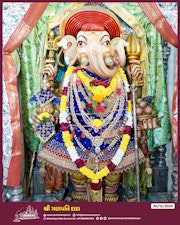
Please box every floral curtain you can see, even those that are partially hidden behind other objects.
[139,2,177,48]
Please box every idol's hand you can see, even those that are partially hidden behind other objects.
[127,59,143,81]
[42,59,57,77]
[32,112,40,131]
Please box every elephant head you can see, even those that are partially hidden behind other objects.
[58,28,129,79]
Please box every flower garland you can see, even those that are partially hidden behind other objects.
[39,112,50,120]
[76,69,128,129]
[59,66,132,192]
[77,69,119,103]
[119,67,130,93]
[68,73,128,156]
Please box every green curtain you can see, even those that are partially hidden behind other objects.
[121,3,171,148]
[20,2,171,153]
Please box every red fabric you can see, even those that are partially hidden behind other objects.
[172,54,178,155]
[138,2,178,48]
[4,54,22,186]
[64,10,120,39]
[4,3,49,52]
[3,2,49,186]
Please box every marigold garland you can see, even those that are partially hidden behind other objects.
[93,119,102,128]
[92,93,104,103]
[60,96,67,111]
[127,100,132,112]
[120,134,131,152]
[59,66,132,191]
[77,69,119,101]
[119,67,127,82]
[119,67,130,93]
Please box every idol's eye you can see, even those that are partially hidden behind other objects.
[77,40,86,47]
[102,40,110,47]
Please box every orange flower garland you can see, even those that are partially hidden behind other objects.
[77,69,119,103]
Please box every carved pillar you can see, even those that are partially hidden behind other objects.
[149,145,168,192]
[171,151,178,202]
[157,145,168,168]
[149,147,157,167]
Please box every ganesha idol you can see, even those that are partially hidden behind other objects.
[35,5,151,202]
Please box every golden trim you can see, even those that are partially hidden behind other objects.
[137,115,155,120]
[103,193,119,202]
[71,191,88,202]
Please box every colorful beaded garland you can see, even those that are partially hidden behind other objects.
[59,66,132,191]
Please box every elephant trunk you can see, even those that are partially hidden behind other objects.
[88,42,118,78]
[111,38,129,67]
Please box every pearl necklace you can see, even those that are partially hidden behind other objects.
[59,66,132,191]
[77,82,117,118]
[77,69,119,103]
[71,73,126,131]
[68,74,128,154]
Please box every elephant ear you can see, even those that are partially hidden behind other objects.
[111,37,129,67]
[57,35,78,66]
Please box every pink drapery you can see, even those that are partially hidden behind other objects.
[138,2,178,48]
[3,2,178,186]
[172,55,178,155]
[3,2,49,186]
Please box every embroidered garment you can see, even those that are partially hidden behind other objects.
[38,69,145,173]
[30,89,60,143]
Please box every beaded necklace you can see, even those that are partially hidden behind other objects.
[82,68,110,82]
[68,74,128,154]
[71,73,126,131]
[77,82,117,118]
[77,69,119,103]
[69,123,126,160]
[59,66,132,192]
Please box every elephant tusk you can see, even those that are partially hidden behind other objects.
[79,53,89,66]
[57,48,65,67]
